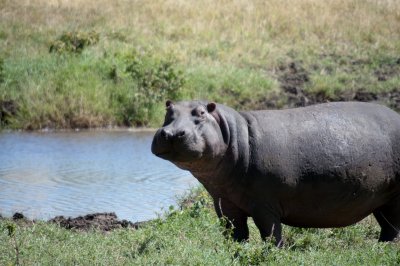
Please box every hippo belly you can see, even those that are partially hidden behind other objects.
[279,183,393,228]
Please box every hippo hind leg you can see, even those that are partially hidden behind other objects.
[252,206,283,247]
[373,195,400,242]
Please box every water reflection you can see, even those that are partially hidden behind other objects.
[0,131,198,221]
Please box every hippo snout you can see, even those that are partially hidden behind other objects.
[151,128,172,157]
[152,123,206,163]
[151,127,188,158]
[160,128,186,141]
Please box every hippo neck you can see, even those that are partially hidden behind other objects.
[192,105,251,188]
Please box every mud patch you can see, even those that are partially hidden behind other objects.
[0,99,18,125]
[274,60,355,107]
[374,58,400,81]
[255,59,400,111]
[1,212,147,232]
[49,212,145,232]
[378,90,400,111]
[12,212,25,220]
[278,62,310,95]
[353,90,378,102]
[0,212,36,227]
[275,62,311,107]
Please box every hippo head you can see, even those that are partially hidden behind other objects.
[151,101,230,171]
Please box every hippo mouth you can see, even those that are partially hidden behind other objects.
[154,146,203,162]
[155,151,170,156]
[154,150,174,158]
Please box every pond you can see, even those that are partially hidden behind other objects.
[0,130,198,222]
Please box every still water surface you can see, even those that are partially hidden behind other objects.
[0,131,198,222]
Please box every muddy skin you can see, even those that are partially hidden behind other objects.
[152,100,400,246]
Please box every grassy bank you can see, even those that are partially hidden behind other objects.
[1,187,399,265]
[0,0,399,129]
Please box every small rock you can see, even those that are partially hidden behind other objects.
[12,212,25,220]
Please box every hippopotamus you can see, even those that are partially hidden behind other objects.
[151,100,400,245]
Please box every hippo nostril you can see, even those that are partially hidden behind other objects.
[160,128,173,140]
[177,130,186,138]
[161,129,166,138]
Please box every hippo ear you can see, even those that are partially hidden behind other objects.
[207,102,216,113]
[166,100,174,109]
[207,102,230,145]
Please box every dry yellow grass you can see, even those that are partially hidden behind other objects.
[3,0,400,66]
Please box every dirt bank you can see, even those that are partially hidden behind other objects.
[272,60,400,111]
[1,212,148,232]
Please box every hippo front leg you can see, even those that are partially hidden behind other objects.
[252,205,283,247]
[213,197,249,242]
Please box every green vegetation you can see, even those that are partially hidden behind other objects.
[1,187,399,265]
[49,31,100,54]
[0,0,399,129]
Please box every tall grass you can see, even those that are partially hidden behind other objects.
[1,0,399,129]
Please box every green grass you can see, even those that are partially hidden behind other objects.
[1,0,400,129]
[1,187,399,265]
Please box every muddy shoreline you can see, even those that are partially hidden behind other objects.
[0,212,149,232]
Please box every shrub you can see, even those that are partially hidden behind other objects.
[121,52,185,126]
[49,31,99,53]
[126,56,184,101]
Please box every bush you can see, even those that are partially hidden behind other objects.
[120,51,185,126]
[49,31,99,53]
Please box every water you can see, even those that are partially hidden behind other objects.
[0,131,198,222]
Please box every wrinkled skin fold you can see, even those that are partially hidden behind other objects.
[152,100,400,246]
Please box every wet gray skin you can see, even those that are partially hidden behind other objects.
[152,100,400,246]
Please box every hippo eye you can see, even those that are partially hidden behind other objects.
[192,108,206,117]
